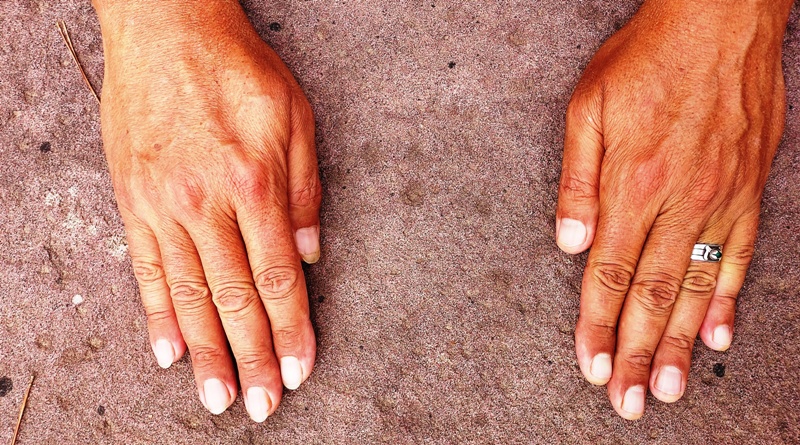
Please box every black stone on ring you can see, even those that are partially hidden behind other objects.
[691,244,723,262]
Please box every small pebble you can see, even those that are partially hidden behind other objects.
[72,294,84,305]
[713,363,726,378]
[0,377,12,397]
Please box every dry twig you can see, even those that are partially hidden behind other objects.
[56,20,100,103]
[10,375,34,445]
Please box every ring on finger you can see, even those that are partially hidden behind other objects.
[691,243,723,262]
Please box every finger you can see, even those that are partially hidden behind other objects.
[649,241,723,403]
[609,217,705,420]
[182,212,282,423]
[574,190,658,387]
[236,178,316,392]
[288,97,322,264]
[699,211,759,351]
[556,88,604,254]
[123,212,186,369]
[156,222,237,416]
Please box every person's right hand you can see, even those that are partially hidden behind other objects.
[556,0,791,420]
[94,0,321,422]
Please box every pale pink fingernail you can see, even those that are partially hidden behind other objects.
[153,339,175,369]
[712,325,732,350]
[295,226,320,264]
[203,379,232,415]
[245,387,271,423]
[280,356,304,390]
[654,366,683,396]
[590,353,612,380]
[558,218,587,248]
[621,385,645,416]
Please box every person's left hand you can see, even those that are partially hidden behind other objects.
[556,0,790,419]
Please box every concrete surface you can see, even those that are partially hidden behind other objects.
[1,0,799,443]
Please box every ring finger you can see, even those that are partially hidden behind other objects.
[156,221,237,415]
[649,221,731,402]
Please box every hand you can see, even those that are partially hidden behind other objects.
[556,0,792,419]
[95,0,321,422]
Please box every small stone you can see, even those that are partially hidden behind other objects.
[88,337,106,351]
[72,294,84,305]
[713,363,726,378]
[0,377,12,397]
[35,335,53,350]
[97,405,105,415]
[269,22,282,32]
[24,90,38,103]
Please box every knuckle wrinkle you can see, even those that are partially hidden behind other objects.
[591,262,634,294]
[255,265,299,301]
[170,281,210,311]
[132,259,164,285]
[631,276,682,315]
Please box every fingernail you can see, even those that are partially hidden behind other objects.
[153,339,175,369]
[203,378,231,415]
[280,356,304,390]
[590,353,612,380]
[295,226,320,264]
[621,385,645,416]
[655,366,683,396]
[557,218,587,248]
[245,387,271,423]
[712,325,732,349]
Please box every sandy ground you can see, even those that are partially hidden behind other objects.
[1,0,799,443]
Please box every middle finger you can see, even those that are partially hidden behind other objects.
[183,212,282,423]
[608,215,702,419]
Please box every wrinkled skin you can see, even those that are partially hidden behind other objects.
[95,0,321,422]
[556,0,792,419]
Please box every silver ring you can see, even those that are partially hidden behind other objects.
[692,244,723,262]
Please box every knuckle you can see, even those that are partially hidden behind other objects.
[230,161,267,196]
[559,172,598,201]
[272,324,306,349]
[566,95,594,125]
[170,281,211,312]
[632,157,669,197]
[290,177,323,210]
[143,306,174,324]
[228,160,284,205]
[630,275,682,315]
[236,353,274,374]
[587,321,616,338]
[212,285,260,317]
[166,169,207,214]
[589,261,635,294]
[132,258,165,285]
[621,349,654,369]
[661,332,695,352]
[726,244,755,266]
[254,264,300,302]
[681,269,717,296]
[191,345,228,368]
[712,291,739,310]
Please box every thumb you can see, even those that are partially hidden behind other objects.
[556,88,604,254]
[287,95,323,264]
